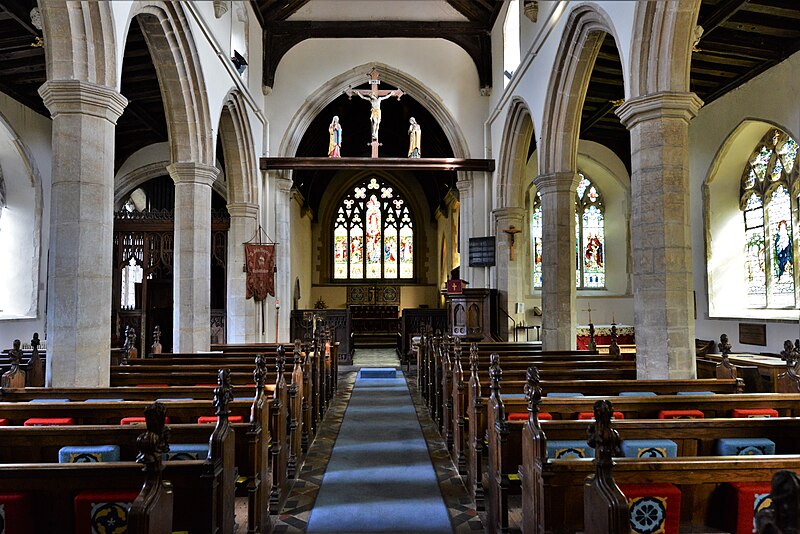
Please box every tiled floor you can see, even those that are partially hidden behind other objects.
[272,349,485,533]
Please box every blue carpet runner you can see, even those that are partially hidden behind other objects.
[306,371,452,533]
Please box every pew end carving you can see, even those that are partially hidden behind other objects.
[128,401,173,534]
[778,340,800,393]
[583,399,628,534]
[1,339,26,388]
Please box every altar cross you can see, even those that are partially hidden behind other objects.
[345,67,404,158]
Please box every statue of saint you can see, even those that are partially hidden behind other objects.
[328,116,342,158]
[408,117,421,158]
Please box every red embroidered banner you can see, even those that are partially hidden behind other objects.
[245,243,275,301]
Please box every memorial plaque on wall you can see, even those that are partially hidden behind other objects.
[739,322,767,346]
[469,237,496,267]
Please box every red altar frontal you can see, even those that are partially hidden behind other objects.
[576,325,635,350]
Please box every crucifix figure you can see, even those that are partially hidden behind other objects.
[503,225,522,261]
[345,67,404,158]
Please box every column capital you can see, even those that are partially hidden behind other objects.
[227,201,259,219]
[533,172,579,194]
[39,79,127,123]
[275,175,293,195]
[167,162,220,186]
[616,91,704,130]
[456,176,473,194]
[492,206,526,224]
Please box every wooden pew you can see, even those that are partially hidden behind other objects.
[0,382,240,534]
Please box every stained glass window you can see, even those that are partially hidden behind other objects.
[740,129,798,308]
[332,177,414,280]
[531,172,605,290]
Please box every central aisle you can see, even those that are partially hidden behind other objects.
[306,369,453,533]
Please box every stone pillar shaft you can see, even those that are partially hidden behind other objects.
[168,162,219,353]
[493,206,526,339]
[39,79,127,387]
[227,202,259,343]
[274,173,293,342]
[617,91,703,379]
[534,172,579,350]
[455,172,474,284]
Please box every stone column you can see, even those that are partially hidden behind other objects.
[39,79,127,387]
[533,172,579,350]
[455,172,474,284]
[226,202,259,343]
[167,162,220,353]
[616,92,702,379]
[493,207,526,339]
[274,172,293,342]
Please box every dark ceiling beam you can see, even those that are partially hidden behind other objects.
[263,20,491,89]
[580,102,616,136]
[697,0,749,42]
[123,100,168,140]
[445,0,490,22]
[259,0,310,21]
[0,1,40,36]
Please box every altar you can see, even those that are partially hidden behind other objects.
[576,324,635,350]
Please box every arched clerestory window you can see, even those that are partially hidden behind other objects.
[333,177,414,280]
[740,129,798,308]
[531,172,605,290]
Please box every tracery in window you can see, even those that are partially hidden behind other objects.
[531,172,605,290]
[740,129,798,308]
[333,177,414,280]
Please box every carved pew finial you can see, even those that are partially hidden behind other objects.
[608,323,621,359]
[151,326,162,355]
[129,401,173,533]
[293,338,303,363]
[469,343,479,374]
[584,399,628,533]
[755,469,800,534]
[588,323,597,352]
[213,368,234,418]
[719,333,732,357]
[26,332,44,387]
[524,367,543,426]
[1,339,26,388]
[254,354,266,391]
[489,353,501,398]
[778,340,800,393]
[276,345,286,374]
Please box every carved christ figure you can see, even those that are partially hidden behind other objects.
[354,91,395,140]
[344,67,404,157]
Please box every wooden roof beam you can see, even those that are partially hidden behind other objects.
[697,0,749,42]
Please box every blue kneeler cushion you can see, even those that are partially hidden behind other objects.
[618,391,657,397]
[165,443,209,461]
[30,398,71,403]
[716,438,776,456]
[58,445,120,463]
[621,439,678,458]
[546,392,584,398]
[84,398,124,403]
[547,440,593,459]
[676,391,715,395]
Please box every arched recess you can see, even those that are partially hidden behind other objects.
[217,89,260,343]
[539,4,620,175]
[278,62,470,160]
[0,112,43,318]
[39,0,117,88]
[496,97,535,210]
[704,119,798,320]
[629,0,702,98]
[218,90,258,205]
[125,1,214,166]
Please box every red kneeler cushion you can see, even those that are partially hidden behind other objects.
[120,416,171,425]
[74,490,139,534]
[658,410,704,419]
[23,417,75,426]
[197,415,244,424]
[578,411,624,420]
[619,483,681,534]
[727,482,772,534]
[731,408,779,418]
[0,493,34,533]
[0,418,8,426]
[508,412,552,421]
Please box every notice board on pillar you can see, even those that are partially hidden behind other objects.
[469,237,495,267]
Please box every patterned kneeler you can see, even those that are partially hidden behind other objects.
[0,493,34,533]
[726,482,772,534]
[618,484,681,534]
[74,490,138,534]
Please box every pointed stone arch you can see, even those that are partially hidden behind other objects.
[218,90,258,205]
[127,1,214,166]
[39,0,117,88]
[539,4,620,176]
[629,0,702,98]
[278,62,470,160]
[496,97,535,209]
